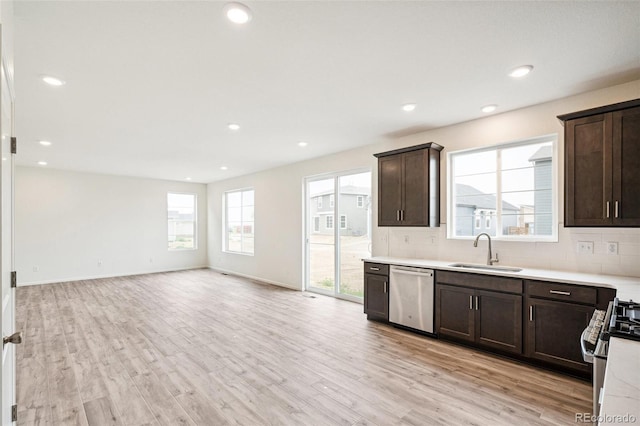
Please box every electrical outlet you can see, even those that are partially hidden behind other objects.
[97,259,103,267]
[606,242,618,255]
[577,241,594,254]
[404,235,410,244]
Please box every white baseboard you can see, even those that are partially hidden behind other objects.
[207,266,302,291]
[17,265,209,287]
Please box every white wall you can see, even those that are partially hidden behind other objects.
[16,167,208,285]
[208,79,640,290]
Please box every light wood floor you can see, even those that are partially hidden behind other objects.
[16,269,591,425]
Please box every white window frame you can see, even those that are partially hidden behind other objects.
[356,195,364,208]
[326,215,334,229]
[340,214,347,229]
[329,194,335,208]
[447,134,558,242]
[167,192,197,251]
[223,188,255,255]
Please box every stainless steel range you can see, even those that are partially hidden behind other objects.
[581,298,640,416]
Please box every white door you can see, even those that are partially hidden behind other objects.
[0,54,17,425]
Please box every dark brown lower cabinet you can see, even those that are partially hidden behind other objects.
[476,290,522,354]
[436,284,522,354]
[364,273,389,321]
[525,297,594,372]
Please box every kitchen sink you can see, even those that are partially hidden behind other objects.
[448,263,522,273]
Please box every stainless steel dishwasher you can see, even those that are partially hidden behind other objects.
[389,265,434,333]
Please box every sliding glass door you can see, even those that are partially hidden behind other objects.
[306,170,371,301]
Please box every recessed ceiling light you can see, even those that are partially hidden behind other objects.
[481,104,497,113]
[228,123,240,131]
[402,103,416,112]
[220,166,228,171]
[508,65,533,78]
[37,161,48,166]
[39,140,52,146]
[224,2,252,24]
[297,141,308,147]
[40,75,66,86]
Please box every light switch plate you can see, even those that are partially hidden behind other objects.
[577,241,594,254]
[606,242,618,255]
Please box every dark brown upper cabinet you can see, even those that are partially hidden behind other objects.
[374,143,443,227]
[559,99,640,227]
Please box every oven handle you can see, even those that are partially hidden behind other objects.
[580,327,595,364]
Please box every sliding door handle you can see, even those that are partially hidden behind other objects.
[3,332,22,346]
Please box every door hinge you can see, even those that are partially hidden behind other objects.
[11,404,17,422]
[10,137,17,155]
[11,271,16,288]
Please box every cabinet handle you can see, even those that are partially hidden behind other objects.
[469,295,473,310]
[401,210,405,221]
[383,282,387,293]
[529,305,534,322]
[369,267,380,271]
[549,290,571,296]
[475,296,479,310]
[396,210,400,221]
[615,201,619,218]
[606,201,610,218]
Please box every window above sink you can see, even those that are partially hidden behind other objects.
[447,134,558,242]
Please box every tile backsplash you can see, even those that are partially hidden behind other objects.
[372,225,640,278]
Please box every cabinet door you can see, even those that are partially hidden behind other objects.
[565,113,612,226]
[401,150,429,225]
[612,106,640,226]
[378,155,403,226]
[525,297,593,372]
[475,290,522,354]
[435,284,475,342]
[364,273,388,321]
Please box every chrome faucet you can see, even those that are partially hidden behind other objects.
[474,233,499,265]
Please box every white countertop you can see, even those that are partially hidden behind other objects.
[364,256,640,301]
[365,256,640,423]
[599,337,640,425]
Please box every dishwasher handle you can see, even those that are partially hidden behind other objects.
[390,267,433,277]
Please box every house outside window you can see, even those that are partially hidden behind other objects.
[168,193,197,250]
[224,188,255,255]
[448,135,557,241]
[330,194,335,208]
[357,196,364,208]
[317,197,322,209]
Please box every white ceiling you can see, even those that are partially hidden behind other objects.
[13,1,640,183]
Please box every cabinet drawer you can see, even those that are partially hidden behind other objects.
[364,262,389,276]
[437,271,522,294]
[526,280,597,305]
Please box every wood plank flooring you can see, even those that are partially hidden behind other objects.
[16,269,591,425]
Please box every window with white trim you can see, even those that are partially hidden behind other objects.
[313,216,320,233]
[326,215,334,229]
[224,188,255,254]
[329,194,335,208]
[168,193,197,250]
[340,215,347,229]
[317,197,322,209]
[448,135,557,241]
[356,196,364,208]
